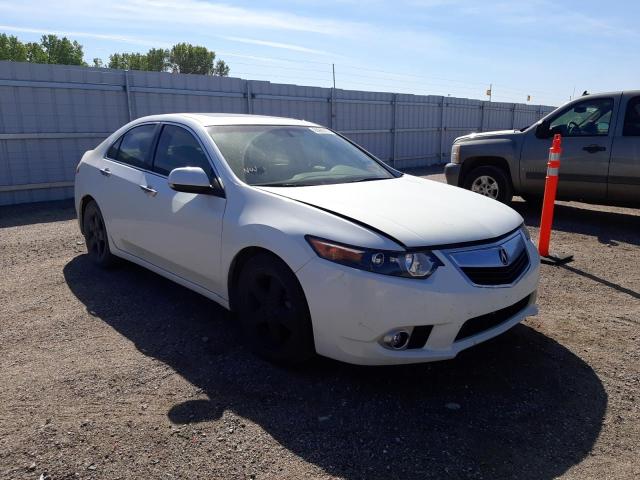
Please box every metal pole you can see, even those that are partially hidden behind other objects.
[124,70,133,121]
[391,93,398,167]
[329,88,334,129]
[332,64,336,89]
[246,80,253,114]
[440,96,446,163]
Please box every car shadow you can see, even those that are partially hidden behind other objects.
[63,255,606,480]
[0,199,76,228]
[512,199,640,247]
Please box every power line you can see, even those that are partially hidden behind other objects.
[224,54,562,104]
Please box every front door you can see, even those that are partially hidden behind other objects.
[520,95,618,202]
[137,124,227,296]
[608,95,640,205]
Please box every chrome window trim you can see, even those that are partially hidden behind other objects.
[103,121,225,191]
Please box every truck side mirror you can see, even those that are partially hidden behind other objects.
[535,120,551,139]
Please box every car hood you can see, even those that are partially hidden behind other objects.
[258,175,523,248]
[456,129,520,142]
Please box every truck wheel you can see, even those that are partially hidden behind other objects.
[463,166,513,204]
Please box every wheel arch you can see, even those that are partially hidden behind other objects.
[461,156,510,182]
[461,156,516,192]
[227,246,290,313]
[78,194,97,235]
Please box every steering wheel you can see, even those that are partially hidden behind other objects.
[567,121,580,135]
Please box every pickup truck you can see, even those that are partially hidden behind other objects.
[444,91,640,207]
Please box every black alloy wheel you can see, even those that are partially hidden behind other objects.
[236,253,314,363]
[83,200,116,267]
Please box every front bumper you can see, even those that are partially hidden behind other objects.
[296,237,540,365]
[444,162,462,187]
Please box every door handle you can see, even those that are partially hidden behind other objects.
[99,167,111,177]
[139,184,157,197]
[583,144,606,153]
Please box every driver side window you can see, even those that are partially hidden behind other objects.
[549,98,614,137]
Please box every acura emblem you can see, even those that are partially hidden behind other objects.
[499,248,509,265]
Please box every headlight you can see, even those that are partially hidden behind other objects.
[450,144,461,164]
[306,236,442,279]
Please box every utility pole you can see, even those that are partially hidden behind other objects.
[486,83,492,102]
[332,63,336,89]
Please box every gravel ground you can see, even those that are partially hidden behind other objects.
[1,168,638,480]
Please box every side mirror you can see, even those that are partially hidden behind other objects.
[168,167,225,197]
[535,120,551,139]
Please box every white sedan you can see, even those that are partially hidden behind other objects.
[74,113,540,365]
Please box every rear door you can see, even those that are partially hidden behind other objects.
[100,123,159,252]
[520,96,618,201]
[136,123,227,296]
[608,95,640,204]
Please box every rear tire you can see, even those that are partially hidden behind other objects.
[236,253,315,364]
[463,166,513,204]
[82,200,116,268]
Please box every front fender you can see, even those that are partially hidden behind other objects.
[219,185,401,302]
[458,136,523,189]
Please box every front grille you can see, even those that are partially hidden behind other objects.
[455,295,531,342]
[461,248,529,286]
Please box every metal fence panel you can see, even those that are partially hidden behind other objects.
[0,61,556,205]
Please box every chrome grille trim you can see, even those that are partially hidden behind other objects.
[442,229,531,288]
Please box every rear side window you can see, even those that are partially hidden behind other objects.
[153,125,213,177]
[116,124,157,169]
[623,96,640,136]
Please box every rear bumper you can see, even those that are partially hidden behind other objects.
[444,163,462,187]
[296,238,540,365]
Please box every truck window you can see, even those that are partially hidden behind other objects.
[549,98,613,137]
[623,96,640,136]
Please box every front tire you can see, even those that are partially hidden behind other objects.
[82,200,116,268]
[463,166,513,204]
[236,253,315,364]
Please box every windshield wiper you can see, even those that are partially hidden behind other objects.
[255,182,316,187]
[349,177,389,183]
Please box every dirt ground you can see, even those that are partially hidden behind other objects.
[1,168,638,480]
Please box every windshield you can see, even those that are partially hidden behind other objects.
[207,125,396,187]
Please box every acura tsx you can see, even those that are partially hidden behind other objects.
[74,113,540,365]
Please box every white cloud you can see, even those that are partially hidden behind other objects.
[0,25,168,47]
[219,36,331,56]
[106,0,365,36]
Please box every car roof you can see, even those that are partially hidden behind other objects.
[134,113,320,127]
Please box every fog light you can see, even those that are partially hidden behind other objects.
[382,329,410,350]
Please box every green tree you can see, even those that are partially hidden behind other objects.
[214,59,230,76]
[25,42,47,63]
[146,48,169,71]
[39,35,85,65]
[169,43,215,75]
[92,58,104,68]
[0,34,27,61]
[108,52,149,71]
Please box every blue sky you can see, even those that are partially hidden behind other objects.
[1,0,638,106]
